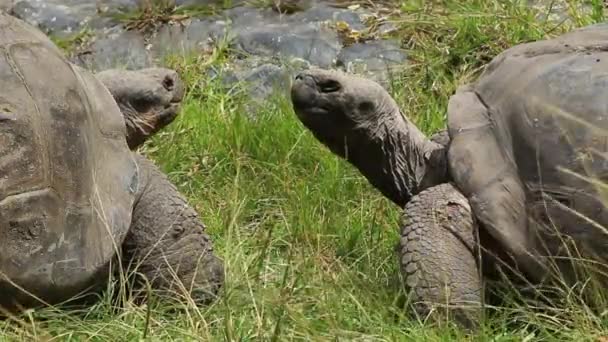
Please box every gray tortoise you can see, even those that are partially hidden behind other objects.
[290,24,608,327]
[0,12,223,312]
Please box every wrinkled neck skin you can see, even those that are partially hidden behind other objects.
[117,101,156,150]
[345,106,448,208]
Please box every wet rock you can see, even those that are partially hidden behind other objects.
[271,0,314,14]
[238,63,291,102]
[208,58,296,111]
[337,39,407,84]
[74,29,152,71]
[5,0,411,91]
[11,0,94,37]
[527,0,592,23]
[287,57,312,71]
[150,18,228,59]
[222,5,279,31]
[175,0,245,6]
[233,22,341,68]
[96,0,139,12]
[290,3,367,30]
[10,0,126,36]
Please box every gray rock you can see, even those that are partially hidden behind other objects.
[6,0,409,87]
[286,57,311,71]
[271,0,315,14]
[208,59,294,111]
[10,0,126,36]
[96,0,139,12]
[241,63,291,101]
[236,64,291,114]
[150,18,228,59]
[337,39,407,84]
[176,0,245,6]
[11,0,93,37]
[527,0,592,23]
[233,22,341,68]
[291,3,367,30]
[222,5,279,31]
[75,29,152,71]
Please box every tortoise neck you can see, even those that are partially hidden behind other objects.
[348,110,448,207]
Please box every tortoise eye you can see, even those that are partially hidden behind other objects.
[319,80,341,93]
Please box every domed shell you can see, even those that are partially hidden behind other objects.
[0,13,138,308]
[471,25,607,189]
[460,26,608,255]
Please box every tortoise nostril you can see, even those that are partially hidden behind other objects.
[162,76,175,92]
[295,73,304,81]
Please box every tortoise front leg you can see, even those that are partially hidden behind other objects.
[399,183,482,329]
[122,154,224,304]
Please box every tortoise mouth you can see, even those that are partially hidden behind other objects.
[170,89,185,104]
[151,103,181,128]
[162,102,181,115]
[291,79,337,131]
[168,99,182,108]
[291,75,321,111]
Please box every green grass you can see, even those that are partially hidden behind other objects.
[4,0,608,340]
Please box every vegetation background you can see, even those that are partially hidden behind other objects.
[3,0,608,340]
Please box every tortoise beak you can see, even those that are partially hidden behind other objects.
[294,72,316,87]
[291,72,319,110]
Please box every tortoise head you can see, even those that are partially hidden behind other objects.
[96,67,185,150]
[290,68,448,207]
[290,68,401,158]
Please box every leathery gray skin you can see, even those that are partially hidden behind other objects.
[96,68,185,150]
[291,68,448,207]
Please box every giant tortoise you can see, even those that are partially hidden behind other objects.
[0,12,224,312]
[290,24,608,327]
